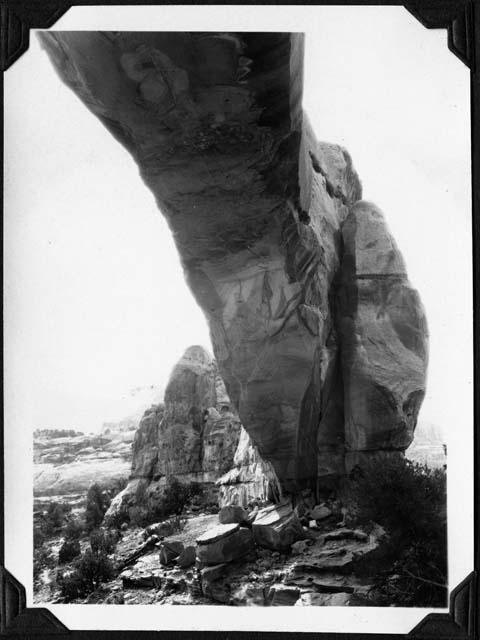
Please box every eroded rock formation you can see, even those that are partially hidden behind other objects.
[217,426,279,507]
[40,32,428,496]
[106,345,243,518]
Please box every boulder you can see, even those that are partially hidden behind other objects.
[200,563,228,583]
[252,503,305,551]
[196,523,254,565]
[218,505,249,525]
[159,540,184,566]
[267,585,301,606]
[291,540,309,555]
[310,504,332,521]
[177,545,196,568]
[145,521,175,539]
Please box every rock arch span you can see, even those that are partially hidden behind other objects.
[39,31,428,495]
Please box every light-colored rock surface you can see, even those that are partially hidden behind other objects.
[34,431,132,497]
[310,504,332,521]
[40,32,428,494]
[252,502,305,550]
[217,426,280,507]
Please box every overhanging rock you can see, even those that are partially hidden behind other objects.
[39,31,428,494]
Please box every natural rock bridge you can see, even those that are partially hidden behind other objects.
[39,31,428,496]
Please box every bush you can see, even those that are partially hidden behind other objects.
[44,502,67,533]
[89,528,117,555]
[58,538,81,564]
[58,549,115,602]
[104,476,128,502]
[343,457,447,607]
[128,505,148,527]
[85,483,108,532]
[64,518,84,541]
[33,525,47,549]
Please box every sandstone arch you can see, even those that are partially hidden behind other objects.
[39,31,428,495]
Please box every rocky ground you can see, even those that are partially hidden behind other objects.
[35,500,386,606]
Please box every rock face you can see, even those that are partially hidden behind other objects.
[217,426,280,508]
[40,32,428,496]
[337,201,428,470]
[33,430,132,497]
[106,345,243,518]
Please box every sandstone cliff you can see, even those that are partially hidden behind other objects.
[34,430,133,497]
[40,32,428,497]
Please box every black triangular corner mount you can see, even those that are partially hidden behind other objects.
[0,567,69,635]
[405,0,474,69]
[0,2,69,71]
[408,571,477,638]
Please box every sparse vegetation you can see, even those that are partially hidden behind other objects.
[64,517,84,541]
[89,528,118,555]
[126,477,207,527]
[58,538,81,564]
[33,545,54,582]
[342,457,447,607]
[58,549,115,601]
[85,483,108,532]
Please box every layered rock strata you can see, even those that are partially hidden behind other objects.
[40,32,428,495]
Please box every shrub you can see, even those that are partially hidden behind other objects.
[85,483,108,532]
[128,505,148,528]
[64,518,83,541]
[342,457,447,607]
[58,538,81,564]
[104,476,128,502]
[58,549,115,602]
[33,525,47,549]
[44,502,66,533]
[160,477,190,516]
[57,569,86,601]
[89,528,117,555]
[187,482,204,499]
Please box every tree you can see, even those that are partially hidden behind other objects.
[58,538,81,564]
[85,483,107,532]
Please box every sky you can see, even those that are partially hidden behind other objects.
[4,7,471,438]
